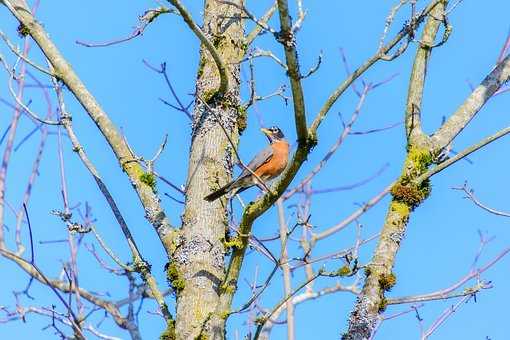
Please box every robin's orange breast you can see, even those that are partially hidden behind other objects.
[254,140,289,180]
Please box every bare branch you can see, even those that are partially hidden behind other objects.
[284,85,371,199]
[0,29,54,75]
[245,2,278,45]
[76,7,175,47]
[166,0,229,96]
[310,0,444,135]
[452,182,510,217]
[417,124,510,185]
[405,1,447,144]
[48,71,172,321]
[387,281,491,305]
[313,183,393,241]
[1,0,178,253]
[431,54,510,149]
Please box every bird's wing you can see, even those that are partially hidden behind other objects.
[238,145,273,179]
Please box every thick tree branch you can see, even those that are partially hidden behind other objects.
[216,1,442,320]
[276,0,308,142]
[245,2,278,45]
[405,1,447,144]
[344,2,450,339]
[431,53,510,149]
[416,124,510,184]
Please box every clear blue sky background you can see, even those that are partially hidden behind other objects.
[0,1,509,339]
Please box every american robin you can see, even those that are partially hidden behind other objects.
[204,126,289,201]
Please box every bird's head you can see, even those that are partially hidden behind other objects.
[261,126,285,143]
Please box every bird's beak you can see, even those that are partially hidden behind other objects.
[260,128,271,136]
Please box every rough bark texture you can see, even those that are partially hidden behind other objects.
[343,2,446,339]
[172,1,245,339]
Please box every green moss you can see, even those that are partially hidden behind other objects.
[166,262,185,294]
[202,89,219,104]
[406,146,432,174]
[140,172,157,193]
[391,181,430,208]
[379,272,397,291]
[223,236,243,250]
[168,233,182,254]
[194,334,208,340]
[389,201,410,217]
[160,318,176,340]
[240,40,248,53]
[197,57,206,79]
[17,23,30,37]
[218,310,231,320]
[220,282,235,295]
[237,105,247,134]
[378,297,388,313]
[391,145,433,209]
[337,265,351,277]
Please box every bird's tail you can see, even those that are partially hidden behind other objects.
[204,182,236,202]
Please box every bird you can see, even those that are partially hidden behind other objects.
[204,126,289,202]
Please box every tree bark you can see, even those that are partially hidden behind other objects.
[172,1,245,339]
[343,2,447,339]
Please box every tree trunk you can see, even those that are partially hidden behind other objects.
[172,1,245,339]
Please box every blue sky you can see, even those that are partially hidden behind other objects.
[0,1,509,339]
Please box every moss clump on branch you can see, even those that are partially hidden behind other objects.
[218,310,230,320]
[160,318,176,340]
[166,262,185,294]
[390,201,410,218]
[406,145,433,174]
[378,297,388,313]
[236,105,247,134]
[337,265,352,277]
[223,236,243,250]
[202,89,220,104]
[391,182,430,209]
[17,23,30,37]
[220,282,236,295]
[391,146,433,209]
[378,272,397,291]
[140,172,157,193]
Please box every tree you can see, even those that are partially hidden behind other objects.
[0,0,509,339]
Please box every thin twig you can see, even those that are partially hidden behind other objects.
[166,0,229,96]
[76,7,175,47]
